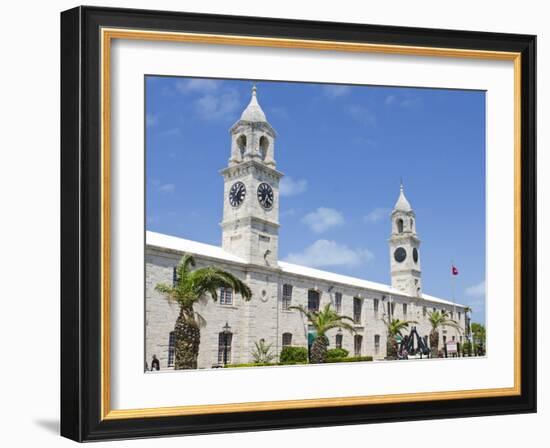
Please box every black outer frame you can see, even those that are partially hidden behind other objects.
[60,5,536,442]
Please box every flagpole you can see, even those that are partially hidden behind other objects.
[451,260,456,314]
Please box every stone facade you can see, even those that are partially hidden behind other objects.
[145,86,466,370]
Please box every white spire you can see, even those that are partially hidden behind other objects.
[394,181,412,212]
[240,83,267,122]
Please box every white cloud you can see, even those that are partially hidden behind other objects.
[348,104,375,126]
[194,89,240,121]
[385,94,397,106]
[351,136,375,147]
[364,207,390,223]
[158,127,182,137]
[280,177,308,197]
[146,113,158,127]
[465,281,486,298]
[385,93,422,109]
[175,78,220,94]
[269,106,289,120]
[284,240,374,268]
[151,179,175,194]
[322,85,351,98]
[157,183,175,193]
[302,207,344,234]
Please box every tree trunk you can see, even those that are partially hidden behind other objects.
[309,334,329,364]
[386,337,398,359]
[173,307,201,369]
[429,330,439,358]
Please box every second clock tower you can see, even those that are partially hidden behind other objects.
[389,183,422,297]
[220,85,282,266]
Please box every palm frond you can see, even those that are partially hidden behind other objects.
[289,303,356,336]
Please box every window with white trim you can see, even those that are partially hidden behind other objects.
[220,287,233,305]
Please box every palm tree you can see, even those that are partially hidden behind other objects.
[155,254,252,369]
[427,310,461,358]
[471,322,486,356]
[463,306,473,340]
[382,318,417,359]
[289,303,356,364]
[250,339,275,364]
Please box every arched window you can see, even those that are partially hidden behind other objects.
[218,331,233,365]
[236,134,247,158]
[410,218,414,231]
[335,333,343,349]
[397,218,404,233]
[282,332,292,348]
[168,331,175,367]
[259,135,269,160]
[308,290,320,311]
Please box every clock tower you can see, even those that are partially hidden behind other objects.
[220,85,282,266]
[389,183,422,297]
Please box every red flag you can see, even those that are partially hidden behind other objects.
[451,265,459,276]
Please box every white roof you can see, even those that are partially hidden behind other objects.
[240,85,267,122]
[394,183,412,212]
[146,231,465,308]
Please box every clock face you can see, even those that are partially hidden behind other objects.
[229,181,246,207]
[394,247,407,263]
[413,248,419,263]
[257,183,274,209]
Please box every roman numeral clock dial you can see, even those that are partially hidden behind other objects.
[229,181,246,207]
[257,182,274,209]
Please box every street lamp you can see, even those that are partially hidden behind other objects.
[336,327,343,349]
[222,322,231,366]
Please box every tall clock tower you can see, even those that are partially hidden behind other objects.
[389,183,422,297]
[220,85,282,266]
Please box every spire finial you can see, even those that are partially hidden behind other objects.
[238,81,267,122]
[394,178,412,212]
[400,177,404,191]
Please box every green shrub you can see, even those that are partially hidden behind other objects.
[225,362,275,368]
[280,346,309,364]
[326,348,349,361]
[325,356,373,363]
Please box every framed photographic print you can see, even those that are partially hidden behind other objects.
[60,6,536,442]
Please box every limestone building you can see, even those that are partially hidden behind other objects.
[145,86,467,370]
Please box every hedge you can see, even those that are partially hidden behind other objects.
[225,362,275,368]
[326,348,349,361]
[279,346,309,364]
[325,356,373,363]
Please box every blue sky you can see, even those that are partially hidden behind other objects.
[146,76,486,324]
